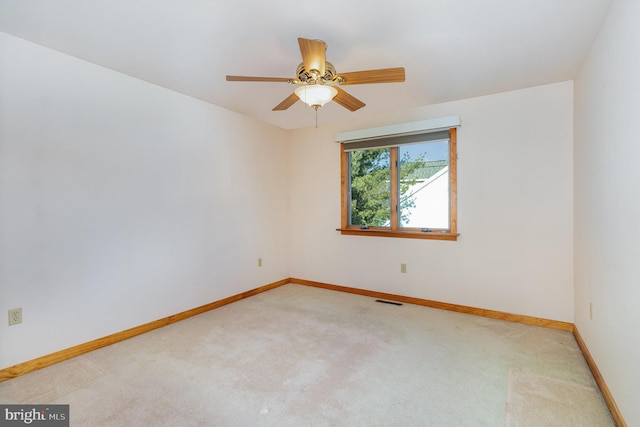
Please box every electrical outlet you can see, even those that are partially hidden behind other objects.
[258,258,262,267]
[8,308,22,326]
[400,263,407,273]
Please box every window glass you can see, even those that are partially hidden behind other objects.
[398,141,450,229]
[349,147,391,227]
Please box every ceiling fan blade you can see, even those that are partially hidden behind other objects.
[226,75,291,82]
[298,38,326,77]
[333,87,366,112]
[272,92,300,111]
[335,67,405,85]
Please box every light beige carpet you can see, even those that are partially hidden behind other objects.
[0,284,613,426]
[505,369,612,426]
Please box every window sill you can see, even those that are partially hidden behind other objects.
[336,228,459,241]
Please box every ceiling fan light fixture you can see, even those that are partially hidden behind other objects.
[295,84,338,108]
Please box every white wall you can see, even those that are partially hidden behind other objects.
[288,82,574,322]
[0,32,289,369]
[574,0,640,424]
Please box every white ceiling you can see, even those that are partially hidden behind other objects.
[0,0,612,130]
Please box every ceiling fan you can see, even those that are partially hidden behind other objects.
[226,37,406,114]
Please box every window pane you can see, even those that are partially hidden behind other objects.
[399,141,449,229]
[349,148,391,227]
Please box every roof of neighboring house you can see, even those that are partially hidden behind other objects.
[404,160,448,181]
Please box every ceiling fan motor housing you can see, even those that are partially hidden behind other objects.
[296,61,337,85]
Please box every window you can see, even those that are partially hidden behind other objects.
[339,127,458,241]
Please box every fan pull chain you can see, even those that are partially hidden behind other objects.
[314,105,319,128]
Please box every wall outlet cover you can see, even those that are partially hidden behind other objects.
[8,307,22,326]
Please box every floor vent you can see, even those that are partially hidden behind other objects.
[375,299,403,306]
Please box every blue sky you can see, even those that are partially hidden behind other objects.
[400,140,449,162]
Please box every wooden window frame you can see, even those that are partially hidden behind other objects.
[338,127,458,241]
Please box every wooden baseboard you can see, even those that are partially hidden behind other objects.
[0,279,289,382]
[573,326,627,427]
[1,276,627,426]
[289,278,574,331]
